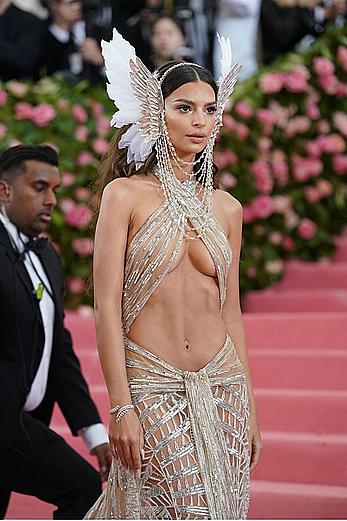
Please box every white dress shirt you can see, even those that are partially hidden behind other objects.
[0,212,108,451]
[214,0,261,81]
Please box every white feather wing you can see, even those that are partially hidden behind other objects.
[101,28,141,127]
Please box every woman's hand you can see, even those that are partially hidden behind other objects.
[109,409,144,477]
[249,409,263,472]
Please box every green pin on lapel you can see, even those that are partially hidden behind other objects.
[35,282,45,301]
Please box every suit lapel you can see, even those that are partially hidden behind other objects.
[35,246,62,316]
[0,222,38,305]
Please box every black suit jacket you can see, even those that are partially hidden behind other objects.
[0,222,101,462]
[260,0,327,65]
[0,4,46,82]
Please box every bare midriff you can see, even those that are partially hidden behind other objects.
[126,239,228,371]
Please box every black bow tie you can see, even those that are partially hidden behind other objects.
[23,237,48,255]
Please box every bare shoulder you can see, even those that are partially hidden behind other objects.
[214,189,243,218]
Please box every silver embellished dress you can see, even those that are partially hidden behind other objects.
[86,196,250,520]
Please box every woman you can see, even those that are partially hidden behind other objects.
[86,29,262,520]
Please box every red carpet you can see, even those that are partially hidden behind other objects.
[6,236,347,519]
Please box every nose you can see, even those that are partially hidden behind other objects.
[45,189,57,208]
[192,109,206,128]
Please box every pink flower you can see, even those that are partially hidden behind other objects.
[61,172,76,187]
[96,117,111,137]
[265,260,284,275]
[269,231,283,245]
[235,123,250,140]
[222,114,236,132]
[337,46,347,73]
[31,104,56,127]
[313,56,335,76]
[306,102,320,120]
[336,83,347,98]
[317,134,345,154]
[251,160,271,178]
[316,179,333,197]
[292,155,323,181]
[259,137,272,152]
[252,194,274,219]
[259,72,283,94]
[59,197,75,213]
[214,150,238,169]
[67,277,85,294]
[272,195,292,214]
[76,151,94,166]
[318,75,339,95]
[15,102,34,120]
[333,112,347,137]
[304,186,321,203]
[92,138,109,155]
[72,104,88,124]
[246,267,257,278]
[285,116,311,137]
[74,125,89,142]
[256,108,276,127]
[332,154,347,174]
[285,65,310,93]
[220,172,237,189]
[65,204,93,229]
[57,99,71,110]
[317,120,330,134]
[234,101,253,119]
[305,140,321,157]
[297,218,317,240]
[0,90,7,107]
[72,238,93,256]
[243,205,255,224]
[90,101,103,118]
[75,187,91,200]
[282,235,295,252]
[0,123,7,139]
[7,81,28,96]
[272,160,289,186]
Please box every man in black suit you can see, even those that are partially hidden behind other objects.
[0,0,46,81]
[0,145,111,519]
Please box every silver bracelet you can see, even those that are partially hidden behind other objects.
[110,404,134,422]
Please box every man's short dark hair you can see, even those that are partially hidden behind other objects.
[0,144,59,181]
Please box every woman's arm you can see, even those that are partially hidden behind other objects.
[93,178,143,475]
[218,191,262,471]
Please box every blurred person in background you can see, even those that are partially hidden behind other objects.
[112,0,164,70]
[0,144,111,519]
[149,14,195,70]
[172,0,214,68]
[0,0,46,81]
[213,0,261,80]
[261,0,347,65]
[12,0,48,18]
[40,0,112,85]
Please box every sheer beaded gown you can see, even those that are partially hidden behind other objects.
[86,181,250,520]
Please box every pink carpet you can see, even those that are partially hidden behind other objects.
[6,236,347,519]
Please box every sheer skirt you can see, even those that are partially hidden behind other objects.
[85,336,250,520]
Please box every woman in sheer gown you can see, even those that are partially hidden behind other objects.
[85,29,262,520]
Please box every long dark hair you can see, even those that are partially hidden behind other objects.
[92,60,219,212]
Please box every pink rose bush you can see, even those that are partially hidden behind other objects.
[216,26,347,293]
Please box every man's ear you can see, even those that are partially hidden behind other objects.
[0,179,12,203]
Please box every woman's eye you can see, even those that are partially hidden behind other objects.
[207,106,217,114]
[177,105,191,113]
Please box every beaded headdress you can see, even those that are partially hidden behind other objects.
[101,29,242,238]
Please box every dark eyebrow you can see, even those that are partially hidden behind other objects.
[172,98,217,107]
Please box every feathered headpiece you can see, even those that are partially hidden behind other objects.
[101,29,242,168]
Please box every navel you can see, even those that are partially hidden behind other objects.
[184,339,190,351]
